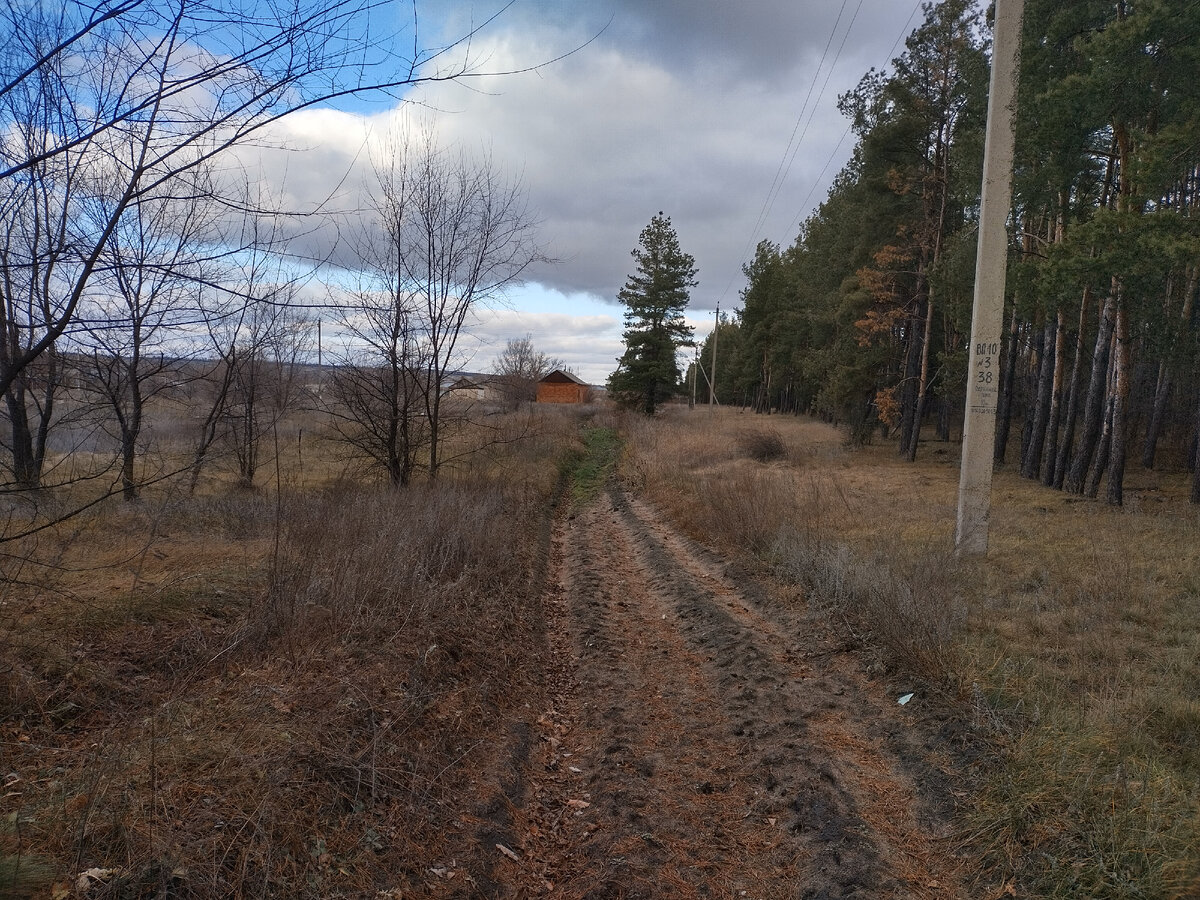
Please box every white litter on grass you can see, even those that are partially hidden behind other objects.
[76,869,116,891]
[897,692,915,705]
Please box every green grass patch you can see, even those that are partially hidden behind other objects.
[562,426,621,506]
[968,710,1200,899]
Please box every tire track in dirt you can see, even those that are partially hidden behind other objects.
[497,487,964,899]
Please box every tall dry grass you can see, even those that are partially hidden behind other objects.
[620,406,1200,896]
[622,409,964,678]
[1,405,581,898]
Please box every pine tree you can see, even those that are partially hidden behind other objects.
[608,213,697,414]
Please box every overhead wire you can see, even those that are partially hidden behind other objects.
[763,0,864,237]
[714,0,926,313]
[779,0,925,243]
[741,0,852,252]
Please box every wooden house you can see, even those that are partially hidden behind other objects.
[536,369,590,404]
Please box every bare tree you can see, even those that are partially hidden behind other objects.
[0,24,78,489]
[377,125,543,477]
[184,199,301,493]
[0,0,533,412]
[72,170,218,501]
[491,335,564,408]
[223,296,312,486]
[0,0,540,536]
[325,125,541,483]
[326,287,430,487]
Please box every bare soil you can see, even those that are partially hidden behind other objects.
[477,483,971,899]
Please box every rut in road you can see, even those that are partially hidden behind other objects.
[497,485,965,899]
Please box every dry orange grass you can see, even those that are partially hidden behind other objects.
[621,405,1200,897]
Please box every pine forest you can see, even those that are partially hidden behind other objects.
[701,0,1200,506]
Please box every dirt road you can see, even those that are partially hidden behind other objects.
[485,485,967,899]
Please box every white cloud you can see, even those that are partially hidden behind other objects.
[463,307,623,385]
[230,0,928,384]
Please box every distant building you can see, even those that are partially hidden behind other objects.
[536,369,590,404]
[445,373,496,403]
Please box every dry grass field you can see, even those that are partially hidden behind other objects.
[0,404,590,898]
[2,399,1197,898]
[622,406,1200,898]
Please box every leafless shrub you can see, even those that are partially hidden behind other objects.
[263,482,531,649]
[736,428,788,463]
[691,468,796,554]
[688,463,962,678]
[772,527,964,678]
[1,410,566,897]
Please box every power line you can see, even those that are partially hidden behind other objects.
[741,0,852,253]
[717,0,925,311]
[717,0,862,309]
[780,0,925,242]
[764,0,864,236]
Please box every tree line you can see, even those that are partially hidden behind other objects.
[700,0,1200,504]
[0,0,545,539]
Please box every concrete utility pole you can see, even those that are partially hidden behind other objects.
[955,0,1025,555]
[709,302,719,408]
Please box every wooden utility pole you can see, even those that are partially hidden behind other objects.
[709,302,719,407]
[955,0,1024,555]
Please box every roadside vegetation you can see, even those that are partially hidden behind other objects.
[5,395,1196,898]
[0,403,587,898]
[562,425,621,507]
[622,407,1200,898]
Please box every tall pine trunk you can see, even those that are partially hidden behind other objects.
[1142,268,1196,468]
[1022,317,1056,479]
[1085,396,1113,499]
[1053,288,1091,489]
[1191,386,1200,503]
[1105,305,1132,505]
[937,396,951,442]
[1019,321,1044,468]
[906,292,936,462]
[1041,309,1067,485]
[1065,287,1117,493]
[897,309,923,458]
[1085,333,1119,498]
[994,305,1020,463]
[1141,362,1171,469]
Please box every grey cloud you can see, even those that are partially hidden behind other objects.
[427,0,919,82]
[240,1,929,322]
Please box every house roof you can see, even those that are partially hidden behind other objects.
[540,369,588,386]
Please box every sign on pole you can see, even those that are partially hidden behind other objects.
[955,0,1025,555]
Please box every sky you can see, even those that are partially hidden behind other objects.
[254,0,929,384]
